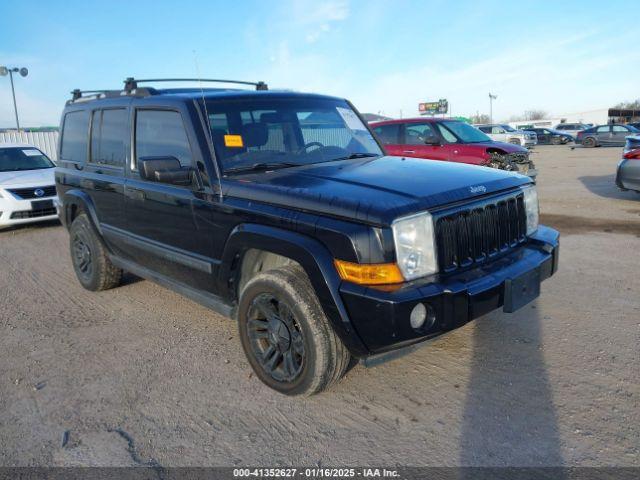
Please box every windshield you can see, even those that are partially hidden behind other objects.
[502,125,517,132]
[440,121,492,143]
[0,147,54,172]
[204,97,383,174]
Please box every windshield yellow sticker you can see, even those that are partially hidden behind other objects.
[224,134,244,148]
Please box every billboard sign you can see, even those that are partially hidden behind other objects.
[419,99,448,115]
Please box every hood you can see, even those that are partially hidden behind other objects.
[471,141,527,153]
[0,168,55,188]
[224,156,531,225]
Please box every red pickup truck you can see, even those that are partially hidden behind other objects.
[370,118,537,178]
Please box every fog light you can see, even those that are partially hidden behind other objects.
[410,303,436,331]
[410,303,427,329]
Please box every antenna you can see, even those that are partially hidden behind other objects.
[191,52,224,200]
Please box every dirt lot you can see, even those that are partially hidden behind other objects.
[0,145,638,467]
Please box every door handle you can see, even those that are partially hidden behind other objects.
[125,187,145,201]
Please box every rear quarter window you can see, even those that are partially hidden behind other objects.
[61,110,90,162]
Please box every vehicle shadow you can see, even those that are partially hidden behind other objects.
[0,219,61,235]
[459,306,564,468]
[578,174,639,201]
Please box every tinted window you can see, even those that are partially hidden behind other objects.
[61,110,90,162]
[372,124,400,144]
[90,109,128,166]
[405,123,436,145]
[135,110,193,168]
[478,126,491,133]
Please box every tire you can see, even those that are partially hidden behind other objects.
[583,137,597,148]
[237,265,350,396]
[69,214,122,291]
[551,136,562,145]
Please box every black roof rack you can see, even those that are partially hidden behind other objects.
[123,77,268,92]
[70,89,120,101]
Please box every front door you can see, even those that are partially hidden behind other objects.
[121,105,219,293]
[400,122,448,160]
[595,125,612,145]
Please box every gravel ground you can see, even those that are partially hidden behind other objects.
[0,145,638,467]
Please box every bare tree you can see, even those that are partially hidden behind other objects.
[524,110,548,120]
[614,99,640,109]
[469,113,490,124]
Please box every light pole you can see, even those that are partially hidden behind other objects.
[488,93,497,124]
[0,66,29,130]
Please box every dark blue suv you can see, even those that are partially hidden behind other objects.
[55,78,559,395]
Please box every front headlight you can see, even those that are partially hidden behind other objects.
[392,211,438,281]
[523,185,539,235]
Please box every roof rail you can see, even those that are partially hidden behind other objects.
[70,89,120,101]
[123,77,268,92]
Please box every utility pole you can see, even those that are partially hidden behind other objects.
[488,93,497,124]
[0,66,29,130]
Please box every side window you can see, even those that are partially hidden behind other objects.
[404,123,436,145]
[491,126,505,134]
[135,110,193,168]
[61,110,90,162]
[478,126,491,133]
[596,126,610,133]
[372,124,400,145]
[612,125,628,132]
[90,109,128,167]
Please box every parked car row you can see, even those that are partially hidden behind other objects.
[577,124,640,148]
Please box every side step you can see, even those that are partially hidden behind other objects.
[110,255,234,319]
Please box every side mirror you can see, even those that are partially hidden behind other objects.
[139,156,195,187]
[424,135,441,146]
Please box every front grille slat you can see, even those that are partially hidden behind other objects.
[8,185,57,199]
[435,193,527,273]
[10,207,57,219]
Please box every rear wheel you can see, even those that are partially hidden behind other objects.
[69,214,122,291]
[238,266,350,396]
[583,137,597,148]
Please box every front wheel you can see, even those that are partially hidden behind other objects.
[237,266,350,396]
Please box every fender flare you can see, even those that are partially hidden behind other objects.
[218,223,369,357]
[61,189,101,233]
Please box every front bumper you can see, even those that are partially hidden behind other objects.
[341,225,559,359]
[0,193,59,228]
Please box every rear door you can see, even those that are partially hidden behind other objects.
[121,103,220,293]
[535,129,549,144]
[371,123,402,156]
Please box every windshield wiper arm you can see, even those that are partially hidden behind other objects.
[225,162,301,175]
[330,153,380,162]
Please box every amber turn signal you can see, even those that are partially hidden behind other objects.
[334,259,405,285]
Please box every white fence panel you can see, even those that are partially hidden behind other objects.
[0,131,59,162]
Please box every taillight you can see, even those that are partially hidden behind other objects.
[576,131,584,138]
[623,149,640,160]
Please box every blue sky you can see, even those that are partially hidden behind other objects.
[0,0,638,127]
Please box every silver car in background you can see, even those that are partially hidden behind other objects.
[616,135,640,193]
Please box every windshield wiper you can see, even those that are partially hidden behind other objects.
[224,162,301,175]
[329,153,380,162]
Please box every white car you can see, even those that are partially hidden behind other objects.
[0,143,59,229]
[476,124,537,148]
